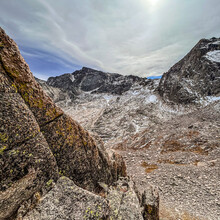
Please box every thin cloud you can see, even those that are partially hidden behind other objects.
[0,0,220,79]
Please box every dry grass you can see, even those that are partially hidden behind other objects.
[161,139,185,154]
[160,204,201,220]
[157,159,187,166]
[187,130,200,138]
[189,146,208,155]
[141,161,158,173]
[161,138,208,155]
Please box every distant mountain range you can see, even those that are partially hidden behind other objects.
[38,37,220,104]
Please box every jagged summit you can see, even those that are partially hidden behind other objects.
[158,37,220,103]
[47,66,149,95]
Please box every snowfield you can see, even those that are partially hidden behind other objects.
[205,50,220,63]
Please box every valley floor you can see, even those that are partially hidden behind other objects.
[55,86,220,220]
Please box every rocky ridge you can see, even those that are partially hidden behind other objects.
[158,37,220,103]
[46,66,149,97]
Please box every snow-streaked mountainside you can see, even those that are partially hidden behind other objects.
[47,67,149,96]
[36,38,220,219]
[159,37,220,104]
[205,50,220,63]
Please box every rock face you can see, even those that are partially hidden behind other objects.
[0,27,126,191]
[106,177,159,220]
[47,67,149,96]
[23,177,110,220]
[158,37,220,103]
[0,27,129,219]
[0,60,58,220]
[23,176,159,220]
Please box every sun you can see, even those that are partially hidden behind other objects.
[148,0,160,6]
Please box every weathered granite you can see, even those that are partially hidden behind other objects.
[23,177,109,220]
[0,77,58,219]
[23,177,159,220]
[0,27,63,126]
[0,27,126,194]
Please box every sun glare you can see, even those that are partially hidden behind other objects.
[149,0,160,6]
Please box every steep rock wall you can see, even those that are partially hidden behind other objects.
[0,27,126,218]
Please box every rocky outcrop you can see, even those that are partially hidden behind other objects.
[158,37,220,103]
[41,114,126,191]
[23,177,109,220]
[106,177,159,220]
[47,67,149,96]
[0,65,58,220]
[0,34,63,126]
[0,27,128,219]
[23,176,159,220]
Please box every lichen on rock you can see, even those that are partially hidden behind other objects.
[0,27,128,219]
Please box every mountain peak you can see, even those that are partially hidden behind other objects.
[158,37,220,103]
[81,66,99,72]
[47,67,149,95]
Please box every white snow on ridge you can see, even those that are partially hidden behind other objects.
[145,94,158,104]
[103,94,114,104]
[69,74,75,82]
[207,96,220,102]
[205,50,220,63]
[211,41,220,45]
[197,96,220,106]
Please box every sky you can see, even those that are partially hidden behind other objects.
[0,0,220,80]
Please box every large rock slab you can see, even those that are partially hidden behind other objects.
[0,71,16,93]
[23,177,109,220]
[23,177,159,220]
[136,184,159,220]
[107,177,144,220]
[106,177,159,220]
[0,93,40,150]
[0,169,38,220]
[0,90,58,219]
[41,114,126,191]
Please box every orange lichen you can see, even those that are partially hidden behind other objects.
[141,162,158,173]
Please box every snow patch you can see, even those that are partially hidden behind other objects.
[205,50,220,63]
[103,94,114,104]
[145,95,158,103]
[211,41,220,45]
[69,74,75,82]
[206,96,220,102]
[197,96,220,106]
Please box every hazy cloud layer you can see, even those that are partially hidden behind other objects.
[1,0,220,79]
